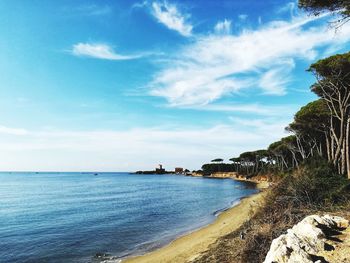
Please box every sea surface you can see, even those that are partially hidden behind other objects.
[0,172,258,263]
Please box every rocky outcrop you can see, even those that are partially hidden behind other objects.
[264,214,349,263]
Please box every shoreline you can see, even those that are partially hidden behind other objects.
[188,171,272,190]
[121,180,267,263]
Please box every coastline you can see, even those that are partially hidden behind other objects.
[189,171,272,190]
[122,180,266,263]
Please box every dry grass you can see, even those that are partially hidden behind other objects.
[193,158,350,263]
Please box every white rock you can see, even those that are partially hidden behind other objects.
[323,214,349,228]
[263,214,349,263]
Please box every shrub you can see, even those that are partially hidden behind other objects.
[240,156,350,263]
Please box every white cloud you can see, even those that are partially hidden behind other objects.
[259,69,288,95]
[214,19,232,34]
[259,60,295,95]
[0,123,288,171]
[278,1,297,17]
[149,15,350,106]
[0,126,28,136]
[151,1,192,36]
[132,1,148,9]
[72,43,141,60]
[229,117,289,135]
[238,14,248,21]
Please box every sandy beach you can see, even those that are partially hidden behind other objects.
[123,184,266,263]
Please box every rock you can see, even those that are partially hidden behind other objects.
[263,214,349,263]
[323,214,349,229]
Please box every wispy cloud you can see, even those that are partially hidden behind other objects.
[149,14,350,106]
[185,103,298,117]
[259,60,295,95]
[77,4,112,16]
[63,4,112,17]
[229,116,290,135]
[238,14,248,21]
[0,123,287,171]
[214,19,232,34]
[0,125,28,136]
[150,1,193,37]
[132,1,148,9]
[71,43,142,60]
[278,1,298,18]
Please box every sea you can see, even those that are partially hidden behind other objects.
[0,172,258,263]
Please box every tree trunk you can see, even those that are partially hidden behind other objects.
[281,156,288,170]
[291,150,299,169]
[331,135,335,161]
[346,117,350,179]
[341,140,346,175]
[325,132,331,162]
[296,135,305,160]
[333,112,345,166]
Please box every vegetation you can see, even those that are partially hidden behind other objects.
[211,158,224,163]
[299,0,350,26]
[195,3,350,262]
[237,158,350,263]
[309,53,350,177]
[196,51,350,263]
[202,52,350,179]
[194,158,350,263]
[201,163,235,175]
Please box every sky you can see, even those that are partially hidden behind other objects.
[0,0,349,171]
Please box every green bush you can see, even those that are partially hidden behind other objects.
[288,157,350,207]
[240,157,350,263]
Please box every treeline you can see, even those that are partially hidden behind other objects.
[196,2,350,263]
[201,52,350,178]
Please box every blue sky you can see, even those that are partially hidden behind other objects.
[0,0,349,171]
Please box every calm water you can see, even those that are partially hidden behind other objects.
[0,172,258,263]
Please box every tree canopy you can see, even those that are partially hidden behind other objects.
[211,158,224,163]
[198,4,350,179]
[308,52,350,177]
[299,0,350,25]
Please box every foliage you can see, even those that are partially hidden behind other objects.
[195,7,350,263]
[194,158,350,263]
[197,53,350,258]
[298,0,350,26]
[290,157,350,206]
[309,52,350,177]
[211,158,224,163]
[201,52,350,179]
[288,99,330,134]
[201,163,235,175]
[240,158,350,262]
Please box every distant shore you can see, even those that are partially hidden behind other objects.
[121,178,267,263]
[190,171,272,190]
[135,170,272,189]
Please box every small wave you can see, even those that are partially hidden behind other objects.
[212,199,241,217]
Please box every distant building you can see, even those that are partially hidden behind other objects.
[155,164,165,174]
[175,167,184,174]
